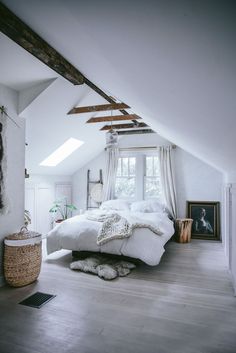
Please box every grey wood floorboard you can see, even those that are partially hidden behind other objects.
[0,240,235,353]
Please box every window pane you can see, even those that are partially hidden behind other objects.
[146,157,153,176]
[122,158,128,176]
[115,155,163,200]
[117,158,122,176]
[129,157,136,176]
[115,177,135,198]
[153,157,159,176]
[145,177,162,198]
[115,157,136,199]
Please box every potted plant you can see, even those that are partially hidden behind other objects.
[49,200,77,223]
[24,210,31,227]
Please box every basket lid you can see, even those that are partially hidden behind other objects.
[5,226,41,241]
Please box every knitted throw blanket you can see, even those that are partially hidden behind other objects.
[97,213,163,245]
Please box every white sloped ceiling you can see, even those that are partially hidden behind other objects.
[1,0,236,178]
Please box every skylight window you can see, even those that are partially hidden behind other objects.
[40,138,84,167]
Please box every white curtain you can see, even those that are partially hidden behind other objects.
[159,146,177,219]
[103,145,119,201]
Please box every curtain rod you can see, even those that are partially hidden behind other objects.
[105,145,176,151]
[119,145,176,151]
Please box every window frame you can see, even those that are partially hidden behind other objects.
[115,154,137,200]
[115,150,162,201]
[144,154,162,200]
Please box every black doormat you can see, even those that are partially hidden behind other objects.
[19,292,56,309]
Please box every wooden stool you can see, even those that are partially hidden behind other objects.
[175,218,193,243]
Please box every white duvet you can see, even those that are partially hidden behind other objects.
[47,211,174,266]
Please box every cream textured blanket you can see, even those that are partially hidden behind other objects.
[93,212,163,245]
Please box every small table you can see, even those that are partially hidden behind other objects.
[175,218,193,243]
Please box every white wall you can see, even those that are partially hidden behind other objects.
[175,148,224,244]
[230,185,236,295]
[25,174,72,236]
[73,152,106,212]
[26,174,72,186]
[0,83,25,286]
[72,133,223,226]
[175,148,223,218]
[223,183,236,295]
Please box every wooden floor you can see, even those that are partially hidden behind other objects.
[0,240,236,353]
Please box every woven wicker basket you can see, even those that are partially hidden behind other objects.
[4,227,42,287]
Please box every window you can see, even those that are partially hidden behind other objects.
[40,138,84,167]
[144,156,162,199]
[115,157,136,199]
[115,153,162,200]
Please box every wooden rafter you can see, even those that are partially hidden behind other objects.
[68,103,130,115]
[86,115,141,123]
[100,122,148,131]
[117,129,155,135]
[0,2,84,85]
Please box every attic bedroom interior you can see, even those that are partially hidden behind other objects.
[0,0,236,352]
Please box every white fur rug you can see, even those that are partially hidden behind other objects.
[70,254,136,280]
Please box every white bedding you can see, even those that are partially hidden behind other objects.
[47,211,174,266]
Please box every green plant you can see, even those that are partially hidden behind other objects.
[49,200,77,220]
[24,210,31,226]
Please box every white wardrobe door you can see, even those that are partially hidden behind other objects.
[55,183,72,204]
[36,186,54,236]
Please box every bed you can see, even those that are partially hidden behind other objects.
[47,200,175,266]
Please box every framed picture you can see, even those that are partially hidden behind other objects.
[187,201,220,240]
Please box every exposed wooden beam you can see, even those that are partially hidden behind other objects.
[100,122,148,131]
[117,129,155,135]
[83,79,139,124]
[0,2,84,85]
[87,115,141,123]
[68,103,130,115]
[72,79,139,123]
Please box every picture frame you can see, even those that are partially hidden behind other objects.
[187,201,220,240]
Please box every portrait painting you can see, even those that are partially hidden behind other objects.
[187,201,220,240]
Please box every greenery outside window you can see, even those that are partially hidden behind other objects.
[115,153,162,200]
[115,157,136,199]
[144,156,162,199]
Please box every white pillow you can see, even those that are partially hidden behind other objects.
[100,199,130,211]
[130,200,165,213]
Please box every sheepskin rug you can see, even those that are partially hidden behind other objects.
[70,254,136,280]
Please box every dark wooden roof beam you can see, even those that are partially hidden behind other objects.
[87,114,141,123]
[100,122,148,131]
[87,114,141,124]
[0,2,84,85]
[68,103,130,115]
[117,129,155,135]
